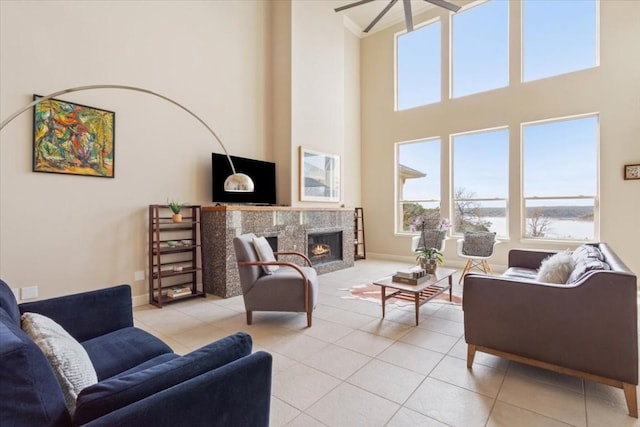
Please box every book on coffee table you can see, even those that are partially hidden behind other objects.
[391,273,430,285]
[394,266,426,279]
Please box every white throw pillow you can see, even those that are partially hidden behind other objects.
[21,312,98,415]
[253,236,279,274]
[536,251,575,284]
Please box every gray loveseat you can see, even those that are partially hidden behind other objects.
[463,242,638,417]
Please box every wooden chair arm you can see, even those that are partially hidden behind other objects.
[274,251,313,267]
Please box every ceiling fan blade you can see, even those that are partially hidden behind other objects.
[334,0,377,13]
[364,0,399,33]
[403,0,414,32]
[423,0,462,13]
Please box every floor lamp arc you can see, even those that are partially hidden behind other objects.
[0,84,254,192]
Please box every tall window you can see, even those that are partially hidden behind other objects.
[397,139,441,232]
[451,0,509,98]
[452,128,509,236]
[522,115,598,240]
[396,20,441,110]
[522,0,597,82]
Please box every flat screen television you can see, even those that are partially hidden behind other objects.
[212,153,277,205]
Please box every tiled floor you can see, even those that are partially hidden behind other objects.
[133,259,639,427]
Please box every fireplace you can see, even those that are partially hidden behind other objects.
[307,231,343,266]
[265,236,277,252]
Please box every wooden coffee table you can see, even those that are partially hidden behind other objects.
[373,268,456,325]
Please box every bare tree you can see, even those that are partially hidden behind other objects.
[454,187,492,232]
[526,208,553,237]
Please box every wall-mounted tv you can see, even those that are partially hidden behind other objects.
[212,153,276,205]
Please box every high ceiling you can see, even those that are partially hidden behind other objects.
[332,0,438,35]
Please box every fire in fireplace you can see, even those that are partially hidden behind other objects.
[307,231,343,265]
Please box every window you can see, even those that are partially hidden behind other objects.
[522,115,598,240]
[452,128,509,236]
[396,139,441,232]
[522,0,597,82]
[396,20,441,110]
[451,0,509,98]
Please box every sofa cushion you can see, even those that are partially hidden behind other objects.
[503,267,538,280]
[572,244,604,263]
[568,258,611,284]
[462,232,496,257]
[81,327,173,381]
[21,312,98,415]
[0,309,71,427]
[74,332,253,425]
[110,353,179,378]
[536,251,575,284]
[253,236,279,274]
[0,279,20,325]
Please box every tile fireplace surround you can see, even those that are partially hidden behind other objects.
[201,206,355,298]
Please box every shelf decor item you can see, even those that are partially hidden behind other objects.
[624,164,640,180]
[299,146,340,202]
[32,95,115,178]
[168,200,183,222]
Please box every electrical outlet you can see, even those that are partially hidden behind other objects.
[21,286,38,300]
[134,270,145,281]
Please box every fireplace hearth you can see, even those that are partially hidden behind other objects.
[308,231,343,265]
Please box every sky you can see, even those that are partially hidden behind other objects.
[397,0,597,206]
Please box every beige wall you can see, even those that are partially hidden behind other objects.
[0,0,360,301]
[361,0,640,275]
[290,0,346,207]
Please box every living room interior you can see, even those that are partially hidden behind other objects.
[1,0,639,426]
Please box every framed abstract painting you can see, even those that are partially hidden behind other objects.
[33,95,115,178]
[299,147,340,202]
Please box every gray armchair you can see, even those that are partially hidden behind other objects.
[233,233,319,327]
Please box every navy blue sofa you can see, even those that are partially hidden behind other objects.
[0,280,272,426]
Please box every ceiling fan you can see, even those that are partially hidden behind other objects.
[335,0,461,33]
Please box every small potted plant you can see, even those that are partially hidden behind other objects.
[415,247,443,274]
[168,200,183,223]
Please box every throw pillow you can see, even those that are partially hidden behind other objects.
[536,251,575,284]
[416,230,445,251]
[462,232,496,257]
[572,244,604,263]
[252,236,279,274]
[567,258,611,284]
[21,312,98,416]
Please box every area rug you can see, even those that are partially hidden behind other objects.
[344,283,462,307]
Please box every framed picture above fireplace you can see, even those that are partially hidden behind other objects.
[299,147,341,202]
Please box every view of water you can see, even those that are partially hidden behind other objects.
[485,217,594,240]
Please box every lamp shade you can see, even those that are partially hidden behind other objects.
[224,173,254,192]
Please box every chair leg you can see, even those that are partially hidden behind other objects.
[467,344,477,368]
[306,311,312,328]
[623,383,638,418]
[246,311,253,325]
[480,260,488,273]
[459,259,473,284]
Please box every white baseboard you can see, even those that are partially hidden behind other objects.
[132,293,149,307]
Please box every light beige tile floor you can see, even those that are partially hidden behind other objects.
[133,259,640,427]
